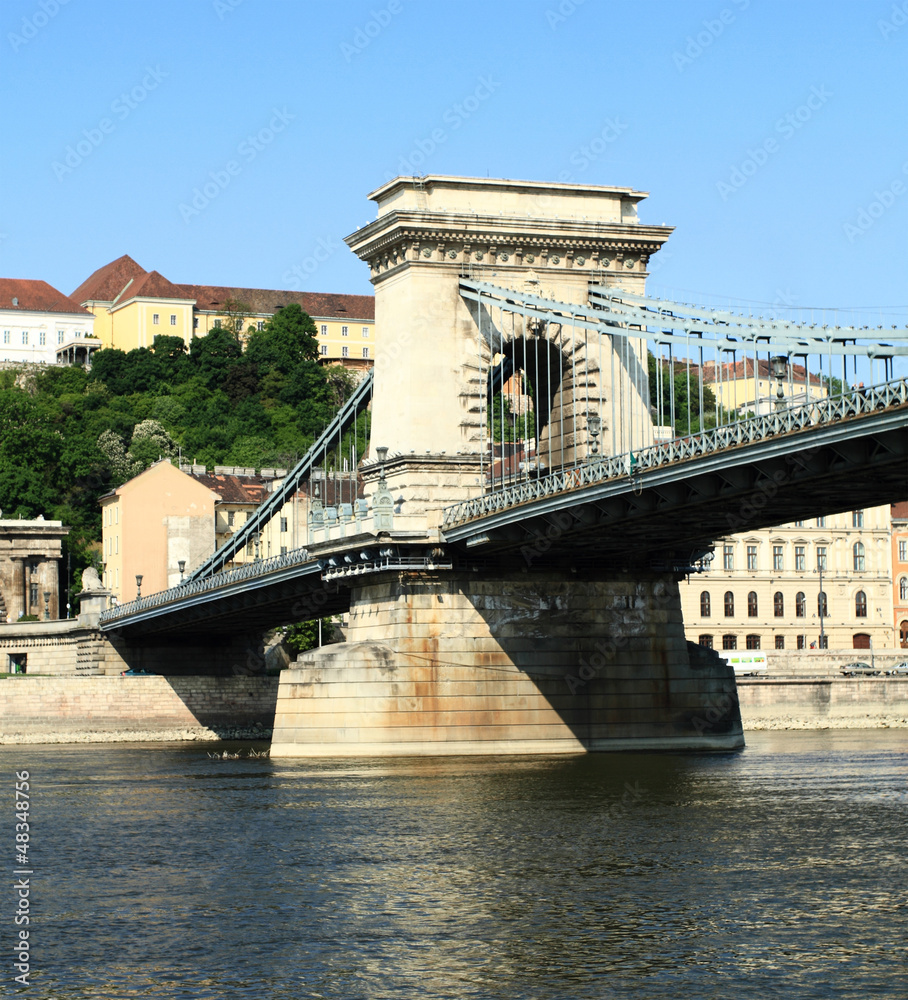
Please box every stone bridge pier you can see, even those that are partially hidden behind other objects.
[271,176,743,756]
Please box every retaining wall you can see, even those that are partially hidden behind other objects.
[0,675,280,735]
[737,676,908,721]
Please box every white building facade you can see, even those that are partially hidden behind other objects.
[0,278,100,366]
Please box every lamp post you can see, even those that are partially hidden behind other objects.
[178,560,186,583]
[43,591,50,621]
[770,355,789,411]
[135,575,143,599]
[587,413,601,460]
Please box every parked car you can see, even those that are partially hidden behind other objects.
[839,661,879,677]
[886,661,908,676]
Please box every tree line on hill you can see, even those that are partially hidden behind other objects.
[0,304,361,583]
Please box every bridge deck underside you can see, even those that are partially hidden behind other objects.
[444,410,908,568]
[103,563,351,639]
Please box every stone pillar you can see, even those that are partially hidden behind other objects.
[271,568,743,757]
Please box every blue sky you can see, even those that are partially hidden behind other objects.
[2,0,906,326]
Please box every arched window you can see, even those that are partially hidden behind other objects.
[699,634,713,649]
[722,634,737,650]
[900,577,908,601]
[855,590,867,617]
[795,592,806,617]
[746,634,761,650]
[853,541,865,572]
[818,591,828,617]
[747,591,758,617]
[700,591,711,617]
[901,620,908,647]
[724,592,734,617]
[773,592,784,617]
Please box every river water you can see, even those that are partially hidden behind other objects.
[3,730,907,999]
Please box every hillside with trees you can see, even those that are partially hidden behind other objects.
[0,304,360,586]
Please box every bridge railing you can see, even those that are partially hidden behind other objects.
[442,377,908,529]
[99,545,316,626]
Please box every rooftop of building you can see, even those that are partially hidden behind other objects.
[0,278,91,316]
[71,256,374,320]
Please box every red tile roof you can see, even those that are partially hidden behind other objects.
[72,256,374,320]
[121,270,191,303]
[190,473,273,505]
[0,278,91,315]
[700,359,822,386]
[891,502,908,520]
[181,284,374,320]
[71,255,147,304]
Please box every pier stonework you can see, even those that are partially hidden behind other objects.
[271,569,742,755]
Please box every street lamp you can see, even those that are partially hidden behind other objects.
[135,574,143,599]
[587,413,602,459]
[178,560,186,583]
[815,557,828,649]
[770,355,789,411]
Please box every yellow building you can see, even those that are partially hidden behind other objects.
[679,505,895,653]
[700,358,827,416]
[71,256,374,370]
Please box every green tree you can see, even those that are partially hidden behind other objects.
[217,298,254,342]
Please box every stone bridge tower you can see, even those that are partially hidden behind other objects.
[270,177,742,758]
[345,175,673,530]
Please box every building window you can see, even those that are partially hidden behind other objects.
[342,346,349,357]
[855,590,867,617]
[773,545,783,571]
[280,517,288,533]
[722,634,737,650]
[699,634,713,649]
[852,510,863,527]
[724,591,734,617]
[774,592,784,617]
[797,634,806,649]
[2,331,8,344]
[29,583,38,606]
[816,516,826,527]
[700,591,711,617]
[227,511,235,527]
[214,319,221,328]
[253,321,262,331]
[280,545,287,555]
[853,542,865,572]
[899,540,907,562]
[795,591,806,617]
[320,345,328,355]
[21,331,28,345]
[818,591,828,617]
[362,347,369,358]
[39,331,46,345]
[57,331,64,344]
[362,327,369,337]
[170,314,177,326]
[747,545,757,571]
[723,545,734,571]
[816,546,827,571]
[746,634,761,650]
[901,577,908,601]
[193,317,199,329]
[794,520,804,527]
[819,634,828,649]
[747,591,758,617]
[153,314,159,325]
[341,325,349,336]
[775,635,785,649]
[320,324,327,335]
[795,546,805,571]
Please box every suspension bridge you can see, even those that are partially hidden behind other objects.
[98,175,908,757]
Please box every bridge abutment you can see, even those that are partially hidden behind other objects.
[271,567,743,756]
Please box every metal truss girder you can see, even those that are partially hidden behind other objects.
[460,279,908,357]
[588,284,908,351]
